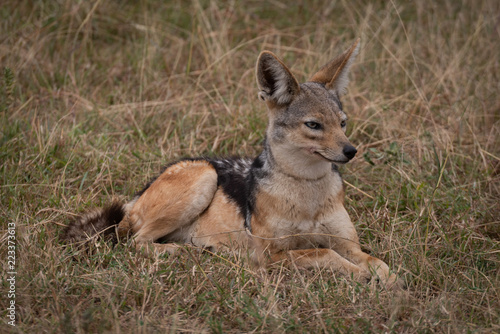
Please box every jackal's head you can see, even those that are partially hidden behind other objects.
[256,39,360,178]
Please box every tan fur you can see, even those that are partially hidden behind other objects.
[119,160,219,246]
[270,249,370,281]
[190,190,249,250]
[118,160,249,254]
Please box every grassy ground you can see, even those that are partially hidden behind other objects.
[1,0,499,332]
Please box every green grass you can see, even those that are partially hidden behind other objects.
[1,0,499,332]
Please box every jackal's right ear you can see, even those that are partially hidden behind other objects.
[256,51,300,106]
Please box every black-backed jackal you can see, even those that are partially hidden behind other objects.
[64,39,398,286]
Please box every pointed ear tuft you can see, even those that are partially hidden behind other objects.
[308,38,360,94]
[256,51,300,105]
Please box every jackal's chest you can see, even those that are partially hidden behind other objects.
[252,171,346,239]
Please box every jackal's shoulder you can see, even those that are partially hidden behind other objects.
[207,156,254,216]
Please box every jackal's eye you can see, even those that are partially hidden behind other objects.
[305,121,321,130]
[340,120,347,128]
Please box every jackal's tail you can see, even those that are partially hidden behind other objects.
[62,201,125,243]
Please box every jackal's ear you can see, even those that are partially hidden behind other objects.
[308,38,360,94]
[256,51,300,105]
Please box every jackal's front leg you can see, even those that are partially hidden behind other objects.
[329,236,398,286]
[270,248,371,282]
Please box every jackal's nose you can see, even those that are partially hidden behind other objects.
[343,145,357,160]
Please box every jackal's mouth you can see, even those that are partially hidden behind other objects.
[314,151,349,164]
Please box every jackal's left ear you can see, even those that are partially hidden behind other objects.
[256,51,300,105]
[308,38,360,94]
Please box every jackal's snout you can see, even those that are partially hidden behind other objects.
[343,144,357,161]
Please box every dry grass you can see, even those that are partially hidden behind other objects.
[1,0,499,332]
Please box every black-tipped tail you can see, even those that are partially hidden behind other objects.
[62,202,125,243]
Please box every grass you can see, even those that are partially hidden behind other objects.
[1,0,499,332]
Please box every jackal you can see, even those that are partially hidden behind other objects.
[64,39,397,285]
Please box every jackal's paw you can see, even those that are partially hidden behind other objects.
[350,269,372,283]
[385,272,404,289]
[373,271,403,290]
[134,242,184,258]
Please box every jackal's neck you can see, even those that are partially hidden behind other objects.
[262,138,333,181]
